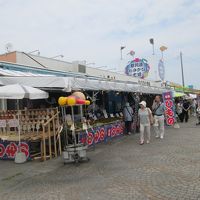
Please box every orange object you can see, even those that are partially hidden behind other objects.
[58,95,91,106]
[85,100,90,105]
[58,97,67,106]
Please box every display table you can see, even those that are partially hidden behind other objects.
[0,108,62,161]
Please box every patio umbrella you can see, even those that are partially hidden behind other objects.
[173,92,186,98]
[0,84,49,163]
[0,84,49,99]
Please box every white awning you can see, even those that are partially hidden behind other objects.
[0,76,169,94]
[0,76,71,91]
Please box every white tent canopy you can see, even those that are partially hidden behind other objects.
[0,84,49,99]
[0,76,169,94]
[0,76,71,90]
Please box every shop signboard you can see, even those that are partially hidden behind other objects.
[162,91,175,126]
[125,58,150,79]
[0,140,30,160]
[79,121,124,146]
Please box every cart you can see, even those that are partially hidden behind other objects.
[63,143,89,164]
[60,103,90,165]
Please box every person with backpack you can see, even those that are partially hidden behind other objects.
[138,101,153,145]
[152,95,165,139]
[123,102,133,135]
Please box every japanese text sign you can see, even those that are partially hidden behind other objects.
[162,91,175,126]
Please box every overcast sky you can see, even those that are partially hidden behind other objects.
[0,0,200,88]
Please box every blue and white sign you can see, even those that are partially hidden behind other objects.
[125,58,150,79]
[158,59,165,81]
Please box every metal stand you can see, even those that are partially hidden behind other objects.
[62,105,89,165]
[15,99,26,164]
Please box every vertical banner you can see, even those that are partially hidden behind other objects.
[158,59,165,81]
[162,91,175,126]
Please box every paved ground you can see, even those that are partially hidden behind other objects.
[1,118,200,200]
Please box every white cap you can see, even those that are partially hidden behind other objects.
[139,101,146,107]
[125,102,130,106]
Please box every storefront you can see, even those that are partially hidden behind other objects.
[0,63,170,162]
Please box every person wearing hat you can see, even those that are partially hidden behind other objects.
[123,102,134,135]
[138,101,153,144]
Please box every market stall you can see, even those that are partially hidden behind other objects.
[0,73,172,163]
[58,92,124,164]
[0,84,62,161]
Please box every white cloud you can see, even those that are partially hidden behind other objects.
[0,0,200,88]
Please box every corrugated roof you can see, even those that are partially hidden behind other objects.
[0,68,55,77]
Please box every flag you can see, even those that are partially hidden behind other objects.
[127,50,135,56]
[160,46,168,52]
[149,38,154,45]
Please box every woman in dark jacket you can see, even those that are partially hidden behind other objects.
[181,100,191,122]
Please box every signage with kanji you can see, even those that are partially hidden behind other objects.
[162,91,175,126]
[125,58,150,78]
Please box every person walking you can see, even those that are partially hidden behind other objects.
[123,102,133,135]
[152,95,165,139]
[138,101,153,145]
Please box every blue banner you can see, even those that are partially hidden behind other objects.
[0,140,30,160]
[79,121,124,146]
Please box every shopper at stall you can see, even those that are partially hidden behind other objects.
[192,99,197,116]
[138,101,153,145]
[176,100,183,122]
[181,99,191,123]
[152,95,165,139]
[196,104,200,125]
[123,102,133,135]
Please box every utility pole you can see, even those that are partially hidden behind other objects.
[180,51,185,88]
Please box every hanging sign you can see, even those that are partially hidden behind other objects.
[7,119,19,128]
[125,58,150,78]
[162,91,175,126]
[0,120,6,128]
[158,59,165,81]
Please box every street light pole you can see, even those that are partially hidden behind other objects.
[180,51,185,88]
[120,46,125,60]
